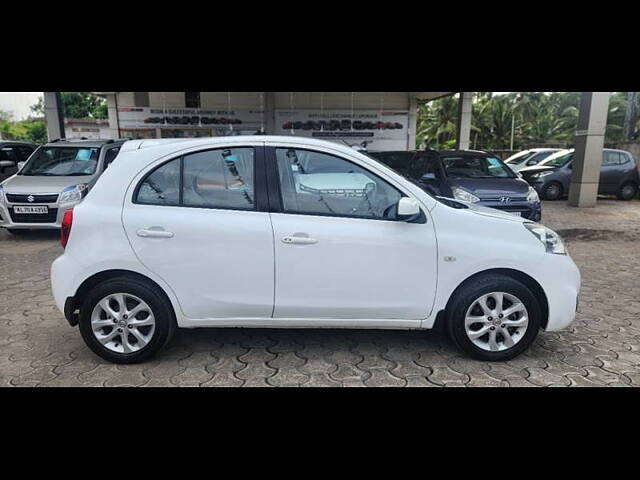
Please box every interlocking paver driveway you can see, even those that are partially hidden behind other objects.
[2,199,639,387]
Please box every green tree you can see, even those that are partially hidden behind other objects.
[31,92,107,119]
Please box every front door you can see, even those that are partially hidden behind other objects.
[122,145,275,320]
[267,145,437,320]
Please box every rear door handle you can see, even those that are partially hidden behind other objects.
[281,234,318,245]
[137,228,174,239]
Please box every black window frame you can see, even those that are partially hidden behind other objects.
[132,145,268,212]
[267,146,424,223]
[103,146,121,170]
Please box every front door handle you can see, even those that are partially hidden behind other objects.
[281,233,318,245]
[137,228,174,239]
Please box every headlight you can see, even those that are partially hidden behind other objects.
[59,184,88,205]
[531,171,553,179]
[524,223,566,255]
[451,186,480,203]
[526,187,539,203]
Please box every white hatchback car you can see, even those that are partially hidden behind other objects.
[51,136,581,364]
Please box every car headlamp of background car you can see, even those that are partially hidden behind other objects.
[59,184,89,205]
[451,186,480,203]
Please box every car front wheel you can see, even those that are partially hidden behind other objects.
[78,276,176,364]
[447,274,542,361]
[542,182,562,200]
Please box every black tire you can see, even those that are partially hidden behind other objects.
[6,228,29,235]
[78,276,176,364]
[446,274,542,361]
[542,182,562,200]
[616,182,638,200]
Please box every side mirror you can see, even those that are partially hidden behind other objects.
[17,161,26,172]
[526,159,537,166]
[421,172,437,182]
[397,197,421,221]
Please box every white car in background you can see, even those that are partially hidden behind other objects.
[51,136,581,364]
[504,148,561,172]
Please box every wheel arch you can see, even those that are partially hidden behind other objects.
[69,269,177,325]
[439,268,549,330]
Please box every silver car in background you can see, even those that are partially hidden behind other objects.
[504,148,561,172]
[0,138,126,234]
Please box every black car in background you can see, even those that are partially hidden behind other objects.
[519,148,639,200]
[369,149,542,221]
[0,141,38,181]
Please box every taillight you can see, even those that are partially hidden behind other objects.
[61,208,73,248]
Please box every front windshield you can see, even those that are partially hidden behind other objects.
[504,150,535,165]
[441,155,515,178]
[537,150,573,168]
[20,146,100,176]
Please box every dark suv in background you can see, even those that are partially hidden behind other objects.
[0,141,38,181]
[370,149,542,221]
[519,148,639,200]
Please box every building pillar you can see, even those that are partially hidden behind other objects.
[44,92,65,141]
[264,92,275,134]
[407,95,418,150]
[455,92,472,150]
[568,92,610,207]
[105,93,121,139]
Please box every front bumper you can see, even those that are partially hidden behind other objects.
[477,200,542,221]
[0,201,77,229]
[534,252,581,331]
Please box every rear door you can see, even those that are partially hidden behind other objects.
[599,150,621,194]
[122,143,275,320]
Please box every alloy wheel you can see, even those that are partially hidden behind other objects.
[90,293,156,354]
[464,291,529,352]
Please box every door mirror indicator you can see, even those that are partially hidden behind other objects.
[397,197,420,221]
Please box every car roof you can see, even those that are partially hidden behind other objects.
[44,138,127,148]
[0,141,37,146]
[120,135,382,155]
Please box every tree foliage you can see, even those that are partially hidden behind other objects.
[417,92,640,151]
[31,92,107,119]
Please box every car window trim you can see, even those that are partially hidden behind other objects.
[131,145,268,213]
[265,145,425,223]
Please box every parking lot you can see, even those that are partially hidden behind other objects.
[1,199,640,387]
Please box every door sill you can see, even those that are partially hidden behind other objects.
[178,317,423,330]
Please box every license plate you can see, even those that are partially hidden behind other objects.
[14,206,48,214]
[507,211,522,217]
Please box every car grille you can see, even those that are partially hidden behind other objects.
[6,193,59,203]
[492,205,532,218]
[9,208,58,223]
[482,196,528,202]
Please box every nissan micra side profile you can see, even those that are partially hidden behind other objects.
[51,136,581,364]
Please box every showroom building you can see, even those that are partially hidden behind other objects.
[41,91,611,208]
[96,92,454,151]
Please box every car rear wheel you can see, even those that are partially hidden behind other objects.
[447,274,542,361]
[542,182,562,200]
[78,276,176,364]
[617,182,638,200]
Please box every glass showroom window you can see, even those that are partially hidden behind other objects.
[275,148,401,220]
